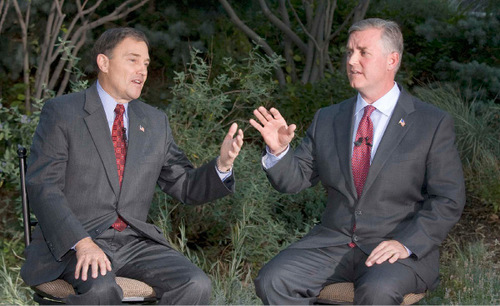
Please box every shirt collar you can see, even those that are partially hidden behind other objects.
[96,80,129,115]
[355,82,400,117]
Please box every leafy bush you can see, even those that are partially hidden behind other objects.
[424,240,500,305]
[414,84,500,211]
[148,48,327,302]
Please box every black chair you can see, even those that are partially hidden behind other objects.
[17,147,157,304]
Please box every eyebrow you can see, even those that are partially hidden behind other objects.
[126,52,150,62]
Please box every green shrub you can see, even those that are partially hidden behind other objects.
[424,240,500,305]
[414,84,500,211]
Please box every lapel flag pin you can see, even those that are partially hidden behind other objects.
[398,118,406,127]
[139,125,145,132]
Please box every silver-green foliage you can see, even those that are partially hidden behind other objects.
[415,84,500,211]
[423,240,500,305]
[150,48,325,303]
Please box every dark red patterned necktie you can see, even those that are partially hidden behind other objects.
[349,105,375,248]
[111,104,128,232]
[352,105,375,198]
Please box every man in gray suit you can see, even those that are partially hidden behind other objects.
[250,18,465,304]
[21,27,244,304]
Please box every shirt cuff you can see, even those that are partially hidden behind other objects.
[215,158,233,181]
[403,245,412,256]
[262,145,290,169]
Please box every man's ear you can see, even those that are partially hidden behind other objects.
[96,54,109,73]
[387,52,400,71]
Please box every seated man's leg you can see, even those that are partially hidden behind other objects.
[254,246,351,305]
[60,254,122,305]
[116,237,211,305]
[353,248,427,305]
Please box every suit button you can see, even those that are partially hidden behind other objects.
[95,229,100,234]
[353,235,359,242]
[355,210,362,215]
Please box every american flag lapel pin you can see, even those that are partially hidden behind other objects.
[398,118,406,127]
[139,125,145,132]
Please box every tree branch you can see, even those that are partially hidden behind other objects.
[219,0,285,85]
[0,0,10,34]
[257,0,307,53]
[12,0,31,111]
[279,0,297,83]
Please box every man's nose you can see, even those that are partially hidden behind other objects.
[347,52,358,66]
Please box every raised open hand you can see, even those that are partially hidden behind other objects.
[250,107,296,155]
[218,122,244,172]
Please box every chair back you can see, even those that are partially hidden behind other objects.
[18,146,32,247]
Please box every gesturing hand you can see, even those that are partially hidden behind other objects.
[74,237,112,281]
[365,240,410,267]
[249,107,296,156]
[218,122,244,172]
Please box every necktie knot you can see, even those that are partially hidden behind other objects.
[363,105,376,118]
[115,104,125,116]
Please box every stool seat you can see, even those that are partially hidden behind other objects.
[34,277,156,303]
[317,282,425,305]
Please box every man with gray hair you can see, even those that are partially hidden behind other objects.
[251,18,465,304]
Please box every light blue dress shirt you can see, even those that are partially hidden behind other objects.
[96,80,232,181]
[262,82,411,255]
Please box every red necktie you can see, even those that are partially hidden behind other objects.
[349,105,375,248]
[352,105,375,198]
[111,104,128,232]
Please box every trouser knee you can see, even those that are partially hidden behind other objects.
[65,277,122,304]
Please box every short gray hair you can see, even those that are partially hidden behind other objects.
[348,18,403,70]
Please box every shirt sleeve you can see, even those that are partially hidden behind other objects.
[262,145,290,169]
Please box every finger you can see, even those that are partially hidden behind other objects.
[226,122,238,139]
[260,107,273,121]
[269,107,283,120]
[81,260,89,281]
[74,260,82,280]
[253,109,269,124]
[287,124,296,136]
[249,119,264,132]
[106,257,112,272]
[91,258,99,279]
[388,252,400,264]
[231,140,241,155]
[236,130,244,147]
[99,258,108,276]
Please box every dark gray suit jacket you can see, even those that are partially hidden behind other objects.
[265,87,465,290]
[21,84,234,286]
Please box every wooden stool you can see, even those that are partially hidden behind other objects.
[317,282,425,305]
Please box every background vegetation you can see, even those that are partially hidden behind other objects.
[0,0,498,304]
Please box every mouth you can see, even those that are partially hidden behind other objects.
[131,79,143,85]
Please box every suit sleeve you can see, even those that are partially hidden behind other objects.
[395,112,465,259]
[265,110,321,193]
[156,114,234,205]
[26,100,89,261]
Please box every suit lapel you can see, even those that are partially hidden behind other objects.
[362,88,415,197]
[83,84,121,196]
[333,98,357,199]
[121,100,148,192]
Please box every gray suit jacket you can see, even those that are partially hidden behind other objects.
[265,86,465,290]
[21,84,234,286]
